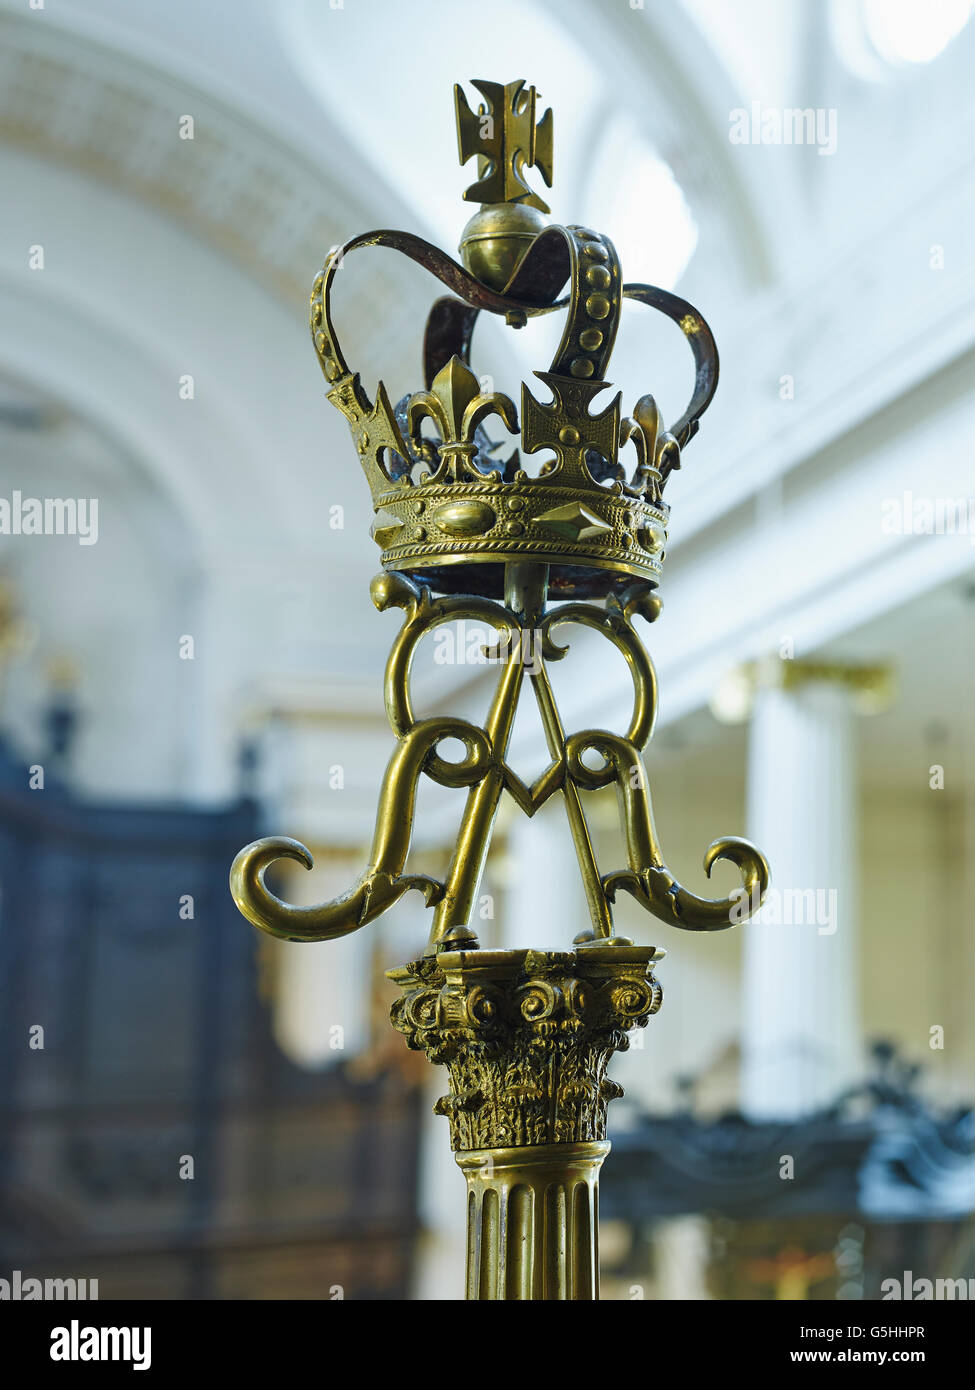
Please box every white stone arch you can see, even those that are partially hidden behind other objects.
[546,0,784,290]
[0,0,448,801]
[0,148,359,799]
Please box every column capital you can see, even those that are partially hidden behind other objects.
[713,655,895,723]
[771,657,893,704]
[388,945,663,1152]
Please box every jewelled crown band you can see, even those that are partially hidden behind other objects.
[311,79,718,600]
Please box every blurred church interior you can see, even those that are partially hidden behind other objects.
[0,0,973,1299]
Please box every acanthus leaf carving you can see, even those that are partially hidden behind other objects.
[387,946,663,1151]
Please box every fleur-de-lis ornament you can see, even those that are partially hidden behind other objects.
[406,357,518,483]
[621,394,681,503]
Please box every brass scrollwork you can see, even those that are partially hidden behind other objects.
[231,570,768,949]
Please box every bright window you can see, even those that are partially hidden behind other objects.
[863,0,975,65]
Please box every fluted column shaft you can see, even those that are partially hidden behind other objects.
[388,945,662,1300]
[458,1142,608,1300]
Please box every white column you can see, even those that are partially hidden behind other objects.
[499,801,591,950]
[742,676,862,1118]
[413,1075,466,1301]
[256,717,374,1067]
[271,859,372,1066]
[653,1216,712,1301]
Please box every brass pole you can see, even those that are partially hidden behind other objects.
[428,562,548,949]
[458,1142,608,1299]
[389,943,664,1301]
[230,76,771,1302]
[529,661,615,940]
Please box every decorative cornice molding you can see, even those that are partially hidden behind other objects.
[0,8,421,341]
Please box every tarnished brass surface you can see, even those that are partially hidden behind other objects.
[388,941,664,1301]
[458,201,548,292]
[231,566,768,949]
[308,218,717,598]
[454,79,553,211]
[457,1142,609,1300]
[389,946,663,1150]
[229,79,772,1301]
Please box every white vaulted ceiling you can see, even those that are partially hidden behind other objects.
[0,0,973,830]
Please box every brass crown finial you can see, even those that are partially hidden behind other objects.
[232,77,768,964]
[454,79,553,212]
[307,119,719,602]
[231,77,772,1303]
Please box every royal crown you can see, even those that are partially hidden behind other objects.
[311,79,718,601]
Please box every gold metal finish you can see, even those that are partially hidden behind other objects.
[389,945,664,1148]
[455,79,553,211]
[231,567,768,949]
[457,1142,608,1300]
[777,658,894,709]
[0,577,35,696]
[389,942,664,1298]
[307,217,717,599]
[230,78,771,1300]
[712,656,896,723]
[458,202,548,293]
